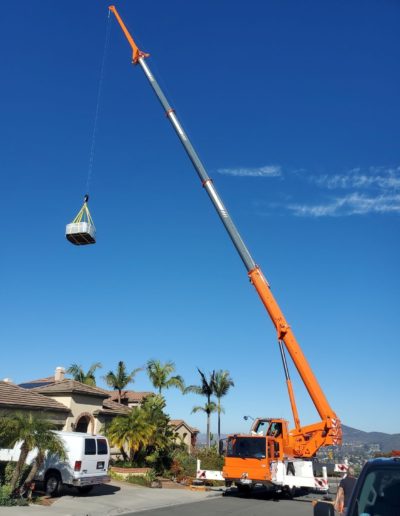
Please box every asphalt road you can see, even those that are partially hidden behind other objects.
[0,482,324,515]
[129,489,316,516]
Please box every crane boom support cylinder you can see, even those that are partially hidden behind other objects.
[139,57,256,272]
[249,266,337,423]
[279,340,301,430]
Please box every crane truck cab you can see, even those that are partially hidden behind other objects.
[222,418,327,495]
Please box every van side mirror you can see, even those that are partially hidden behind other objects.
[313,501,335,516]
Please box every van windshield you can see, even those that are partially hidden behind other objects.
[227,437,266,459]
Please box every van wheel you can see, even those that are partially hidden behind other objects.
[77,486,94,495]
[45,472,62,497]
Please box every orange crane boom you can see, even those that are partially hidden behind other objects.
[108,5,342,456]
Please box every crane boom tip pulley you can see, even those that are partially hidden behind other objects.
[108,5,149,63]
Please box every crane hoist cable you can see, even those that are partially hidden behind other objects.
[65,11,111,246]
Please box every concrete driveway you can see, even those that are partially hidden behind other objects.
[0,481,222,515]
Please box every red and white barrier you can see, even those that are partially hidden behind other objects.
[334,459,349,473]
[196,459,224,481]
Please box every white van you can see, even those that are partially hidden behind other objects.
[36,432,111,495]
[0,431,110,496]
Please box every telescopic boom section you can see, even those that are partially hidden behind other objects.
[109,6,341,446]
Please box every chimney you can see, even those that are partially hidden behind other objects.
[55,367,65,382]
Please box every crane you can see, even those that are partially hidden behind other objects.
[108,5,342,494]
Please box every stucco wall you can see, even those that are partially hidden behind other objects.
[174,425,193,452]
[49,394,104,434]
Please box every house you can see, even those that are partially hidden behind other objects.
[106,390,153,408]
[2,367,199,454]
[169,419,199,453]
[18,367,132,434]
[0,380,70,429]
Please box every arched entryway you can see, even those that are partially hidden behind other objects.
[74,412,95,434]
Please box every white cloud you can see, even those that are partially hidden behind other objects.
[217,165,282,177]
[289,193,400,217]
[311,166,400,191]
[287,166,400,217]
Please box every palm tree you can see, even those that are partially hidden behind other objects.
[146,359,185,395]
[191,401,217,447]
[66,362,102,386]
[107,406,154,462]
[185,368,216,448]
[0,413,66,492]
[106,395,176,467]
[103,361,142,403]
[212,370,234,444]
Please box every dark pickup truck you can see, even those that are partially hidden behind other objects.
[314,457,400,516]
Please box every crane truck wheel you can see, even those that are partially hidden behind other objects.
[283,485,297,498]
[236,484,253,496]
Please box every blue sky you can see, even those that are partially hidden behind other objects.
[1,0,399,436]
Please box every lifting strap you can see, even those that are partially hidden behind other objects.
[71,195,95,228]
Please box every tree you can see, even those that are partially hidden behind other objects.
[106,395,177,472]
[0,413,66,492]
[66,362,102,386]
[191,401,217,448]
[212,370,234,444]
[103,361,142,403]
[106,406,154,463]
[146,359,185,395]
[185,369,216,448]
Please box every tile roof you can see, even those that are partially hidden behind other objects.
[169,419,199,433]
[0,381,70,413]
[107,390,154,403]
[30,379,110,398]
[95,399,131,416]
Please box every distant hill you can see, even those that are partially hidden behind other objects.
[197,426,400,453]
[196,433,227,445]
[342,425,400,453]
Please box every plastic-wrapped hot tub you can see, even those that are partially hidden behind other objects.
[66,221,96,245]
[66,195,96,246]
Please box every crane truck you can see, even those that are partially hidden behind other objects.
[109,6,342,496]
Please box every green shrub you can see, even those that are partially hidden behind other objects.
[4,462,31,487]
[170,450,196,478]
[194,447,224,471]
[110,469,156,487]
[0,485,13,506]
[168,447,223,483]
[0,484,28,507]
